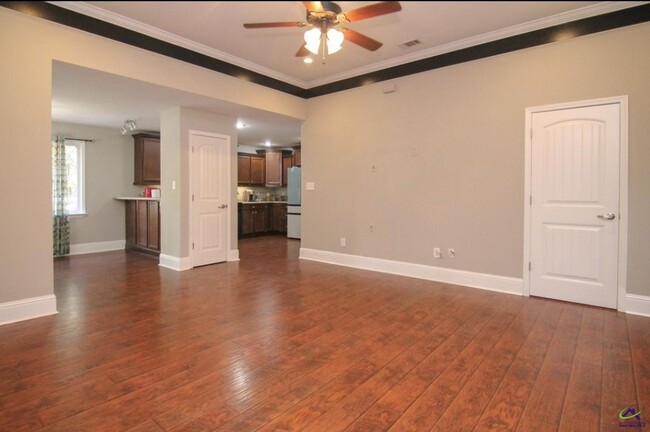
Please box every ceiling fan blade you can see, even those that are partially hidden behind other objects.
[342,28,383,51]
[296,45,310,57]
[303,2,324,12]
[243,22,306,29]
[342,2,402,22]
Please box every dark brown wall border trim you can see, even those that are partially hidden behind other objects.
[0,1,308,97]
[2,2,650,99]
[306,3,650,98]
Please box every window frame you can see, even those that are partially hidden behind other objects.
[63,139,86,216]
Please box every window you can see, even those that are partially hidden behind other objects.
[53,139,86,215]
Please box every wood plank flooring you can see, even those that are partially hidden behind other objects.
[0,236,648,431]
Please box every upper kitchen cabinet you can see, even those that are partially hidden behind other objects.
[133,133,160,185]
[282,146,301,186]
[265,150,282,187]
[237,154,251,185]
[237,153,265,186]
[250,155,265,185]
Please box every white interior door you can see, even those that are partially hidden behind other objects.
[530,103,620,308]
[190,132,229,267]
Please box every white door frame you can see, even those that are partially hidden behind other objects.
[188,130,232,268]
[523,96,628,311]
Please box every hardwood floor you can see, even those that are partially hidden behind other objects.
[0,236,648,431]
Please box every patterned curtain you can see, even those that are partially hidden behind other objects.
[52,136,70,256]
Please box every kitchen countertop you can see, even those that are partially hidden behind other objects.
[114,197,160,201]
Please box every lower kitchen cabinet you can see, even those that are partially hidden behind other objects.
[273,203,287,233]
[240,204,268,236]
[238,203,287,238]
[126,199,160,255]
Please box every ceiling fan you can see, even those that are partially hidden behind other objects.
[243,1,402,61]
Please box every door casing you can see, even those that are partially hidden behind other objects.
[523,96,628,311]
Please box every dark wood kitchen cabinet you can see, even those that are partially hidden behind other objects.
[239,203,270,236]
[125,199,160,255]
[292,146,301,166]
[250,156,265,185]
[133,133,161,185]
[265,150,282,187]
[238,203,287,238]
[282,147,301,186]
[237,153,265,186]
[237,155,250,185]
[273,203,287,233]
[282,154,293,187]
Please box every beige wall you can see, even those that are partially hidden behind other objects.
[0,8,305,305]
[52,122,142,245]
[160,108,183,259]
[302,23,650,296]
[2,5,648,312]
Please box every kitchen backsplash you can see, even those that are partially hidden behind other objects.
[237,186,287,202]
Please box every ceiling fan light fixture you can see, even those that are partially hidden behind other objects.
[304,28,321,54]
[326,28,343,54]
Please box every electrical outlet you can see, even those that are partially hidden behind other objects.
[433,247,441,259]
[340,237,346,247]
[448,248,455,258]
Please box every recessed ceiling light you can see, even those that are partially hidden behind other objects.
[236,121,245,129]
[303,57,313,64]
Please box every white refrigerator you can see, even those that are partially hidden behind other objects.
[287,167,301,239]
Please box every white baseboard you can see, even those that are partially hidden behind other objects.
[158,254,192,271]
[228,249,240,262]
[0,295,58,325]
[299,248,523,296]
[69,240,125,255]
[626,294,650,317]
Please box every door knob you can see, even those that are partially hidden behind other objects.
[219,204,228,209]
[597,213,616,220]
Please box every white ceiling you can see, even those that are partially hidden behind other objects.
[50,1,642,147]
[52,62,302,147]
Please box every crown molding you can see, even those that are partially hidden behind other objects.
[50,1,310,89]
[49,1,647,90]
[305,2,650,97]
[303,1,646,88]
[3,1,650,98]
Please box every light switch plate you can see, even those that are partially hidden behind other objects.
[306,182,315,190]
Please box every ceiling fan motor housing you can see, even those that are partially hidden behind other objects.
[319,2,342,14]
[306,7,345,28]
